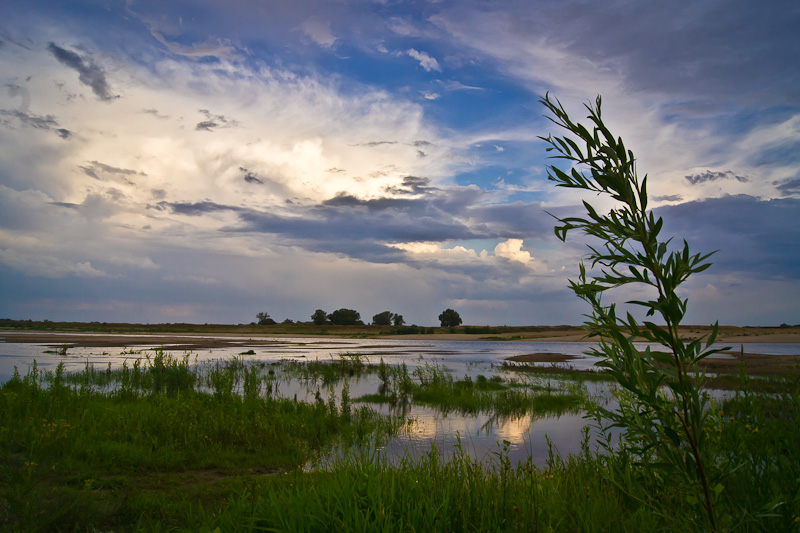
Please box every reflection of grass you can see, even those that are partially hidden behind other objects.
[43,344,70,355]
[280,353,370,386]
[353,360,586,417]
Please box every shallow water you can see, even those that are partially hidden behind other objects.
[1,333,796,465]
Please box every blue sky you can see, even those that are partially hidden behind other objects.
[0,0,798,326]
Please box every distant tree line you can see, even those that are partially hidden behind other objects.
[252,307,462,328]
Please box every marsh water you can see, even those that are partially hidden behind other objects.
[2,333,798,466]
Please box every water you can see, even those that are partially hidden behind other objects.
[2,333,796,465]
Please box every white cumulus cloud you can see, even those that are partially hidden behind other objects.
[406,49,441,72]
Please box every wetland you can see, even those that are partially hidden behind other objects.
[1,326,799,531]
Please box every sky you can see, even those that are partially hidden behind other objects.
[0,0,798,327]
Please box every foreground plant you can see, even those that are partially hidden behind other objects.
[540,94,727,529]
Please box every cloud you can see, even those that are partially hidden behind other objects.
[158,201,239,216]
[653,194,683,202]
[150,32,239,60]
[0,109,72,139]
[0,248,108,278]
[240,167,263,184]
[141,108,170,120]
[79,161,146,182]
[301,20,338,48]
[440,80,484,92]
[5,83,31,111]
[406,49,441,72]
[385,176,434,196]
[685,170,749,185]
[195,121,217,131]
[47,43,116,101]
[195,109,240,132]
[657,195,800,280]
[494,238,533,265]
[775,177,800,196]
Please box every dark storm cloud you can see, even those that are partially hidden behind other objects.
[238,198,481,245]
[0,109,72,139]
[195,121,217,131]
[469,202,551,237]
[653,194,683,202]
[505,0,800,107]
[385,176,434,196]
[79,161,144,183]
[195,109,239,132]
[159,201,240,216]
[775,177,800,196]
[685,170,748,185]
[142,108,170,120]
[157,177,544,269]
[80,166,100,179]
[47,43,116,101]
[240,167,263,184]
[657,195,800,280]
[91,161,144,176]
[49,201,80,209]
[357,141,397,147]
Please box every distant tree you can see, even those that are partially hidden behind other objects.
[328,308,363,326]
[438,308,462,328]
[311,309,328,325]
[256,312,276,325]
[372,311,394,326]
[281,318,294,324]
[393,314,405,326]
